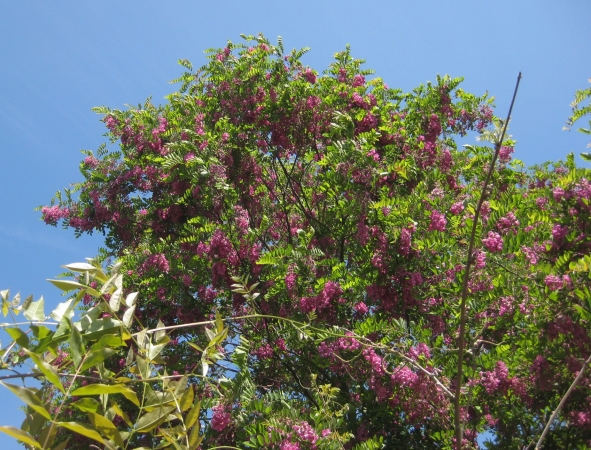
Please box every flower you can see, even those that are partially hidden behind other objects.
[429,210,447,231]
[211,404,232,431]
[482,231,503,253]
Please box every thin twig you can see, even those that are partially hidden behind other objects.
[535,353,591,449]
[454,72,522,448]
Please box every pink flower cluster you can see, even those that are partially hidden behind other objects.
[544,274,571,291]
[211,404,232,431]
[482,231,503,253]
[300,281,343,314]
[292,421,318,444]
[450,201,464,215]
[496,212,519,234]
[141,253,170,273]
[498,145,514,163]
[479,361,510,394]
[428,210,447,232]
[41,205,70,225]
[473,249,486,269]
[301,68,316,84]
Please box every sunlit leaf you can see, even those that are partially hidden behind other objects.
[24,349,65,393]
[71,397,101,413]
[109,288,122,312]
[134,405,176,433]
[109,399,133,427]
[185,399,201,430]
[5,327,29,348]
[66,318,84,368]
[0,383,51,420]
[47,279,84,292]
[50,298,75,322]
[87,411,125,448]
[72,384,140,407]
[62,262,96,272]
[122,304,136,327]
[24,297,45,322]
[124,292,138,308]
[179,383,194,412]
[55,421,112,448]
[80,347,115,372]
[0,426,42,449]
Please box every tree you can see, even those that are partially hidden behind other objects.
[2,34,591,449]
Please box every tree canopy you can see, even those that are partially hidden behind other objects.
[2,34,591,449]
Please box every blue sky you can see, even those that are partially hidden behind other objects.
[0,1,590,447]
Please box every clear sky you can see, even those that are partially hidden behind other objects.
[0,1,590,447]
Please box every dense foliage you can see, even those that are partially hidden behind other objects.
[2,35,591,449]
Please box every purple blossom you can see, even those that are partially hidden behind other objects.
[450,202,465,215]
[293,421,318,444]
[352,74,365,87]
[552,224,568,243]
[41,205,70,225]
[83,156,99,168]
[142,253,170,273]
[498,146,514,163]
[553,187,566,201]
[211,404,232,431]
[473,249,486,269]
[354,302,369,315]
[428,210,447,232]
[482,231,503,253]
[544,274,563,291]
[302,68,316,84]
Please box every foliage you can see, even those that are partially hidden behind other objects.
[565,77,591,159]
[2,34,591,448]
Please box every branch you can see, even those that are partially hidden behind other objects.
[535,353,591,449]
[454,72,522,449]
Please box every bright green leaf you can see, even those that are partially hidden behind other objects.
[24,297,45,322]
[72,384,140,407]
[0,426,42,449]
[0,383,51,420]
[24,350,65,393]
[80,348,115,372]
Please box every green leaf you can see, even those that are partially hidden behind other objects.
[188,422,203,449]
[66,318,84,368]
[47,279,84,292]
[122,304,136,327]
[24,297,45,322]
[147,342,167,362]
[50,438,70,450]
[581,152,591,161]
[0,383,51,420]
[179,383,194,412]
[81,318,122,341]
[5,327,29,348]
[109,399,133,427]
[62,262,96,272]
[185,400,201,428]
[124,292,138,308]
[134,405,176,433]
[71,397,101,413]
[109,288,122,312]
[87,411,125,448]
[72,384,140,407]
[50,298,75,322]
[80,348,116,372]
[0,426,42,449]
[92,334,125,351]
[24,349,65,393]
[55,421,112,448]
